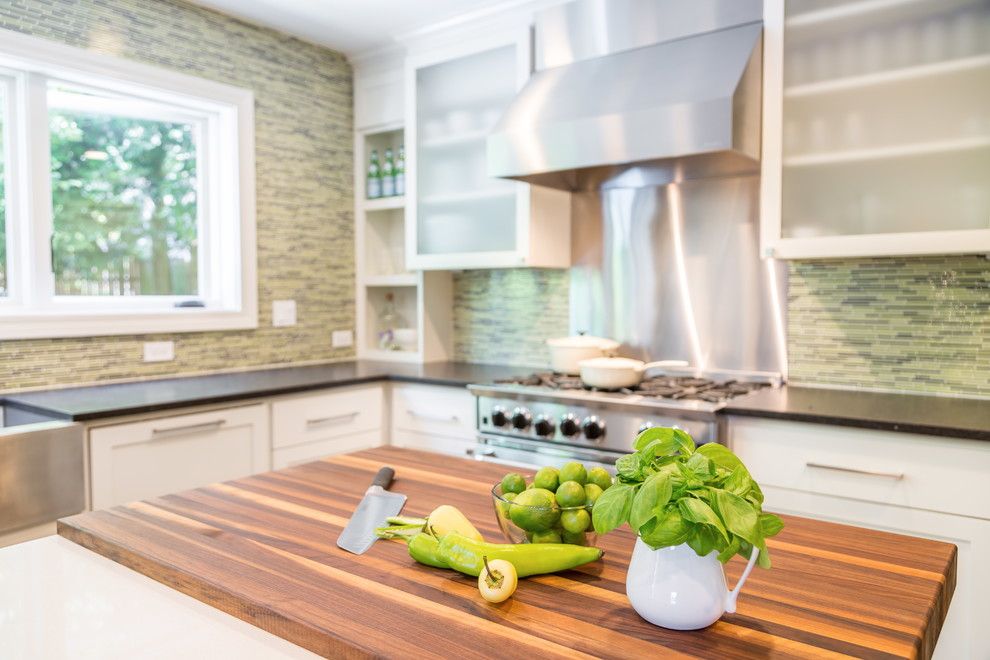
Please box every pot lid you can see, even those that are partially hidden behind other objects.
[546,335,620,349]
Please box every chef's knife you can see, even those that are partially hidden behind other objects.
[336,466,406,555]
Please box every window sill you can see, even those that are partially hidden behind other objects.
[0,308,258,340]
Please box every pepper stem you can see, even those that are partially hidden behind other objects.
[482,555,503,588]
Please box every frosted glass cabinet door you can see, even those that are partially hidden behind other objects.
[761,0,990,258]
[406,31,531,270]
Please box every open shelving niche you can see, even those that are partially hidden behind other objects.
[354,123,452,363]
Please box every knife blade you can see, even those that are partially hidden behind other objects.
[336,466,406,555]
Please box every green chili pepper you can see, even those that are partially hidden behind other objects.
[438,533,603,577]
[407,532,449,569]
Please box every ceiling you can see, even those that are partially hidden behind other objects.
[186,0,513,56]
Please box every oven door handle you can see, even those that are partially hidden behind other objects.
[475,433,623,466]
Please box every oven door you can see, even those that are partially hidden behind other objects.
[469,434,623,473]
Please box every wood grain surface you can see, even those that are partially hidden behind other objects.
[58,447,956,659]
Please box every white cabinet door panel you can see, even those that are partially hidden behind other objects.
[271,386,383,450]
[272,430,381,470]
[90,404,269,510]
[391,383,474,440]
[391,429,475,459]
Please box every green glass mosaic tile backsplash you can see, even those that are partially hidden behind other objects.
[0,0,353,391]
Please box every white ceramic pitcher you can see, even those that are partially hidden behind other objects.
[625,539,760,630]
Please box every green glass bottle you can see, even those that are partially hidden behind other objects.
[394,145,405,196]
[382,148,395,197]
[367,149,382,199]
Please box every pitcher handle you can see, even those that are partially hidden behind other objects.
[724,545,760,614]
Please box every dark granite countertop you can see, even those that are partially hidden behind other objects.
[1,361,531,422]
[724,385,990,441]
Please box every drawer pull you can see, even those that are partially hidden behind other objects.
[407,409,460,424]
[151,420,225,438]
[306,412,359,428]
[806,462,904,480]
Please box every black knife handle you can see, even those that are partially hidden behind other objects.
[372,466,395,490]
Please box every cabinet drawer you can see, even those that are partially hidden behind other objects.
[729,417,990,520]
[391,429,476,459]
[272,430,381,470]
[391,384,474,440]
[272,386,382,449]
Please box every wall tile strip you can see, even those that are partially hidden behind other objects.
[0,0,353,391]
[452,268,569,368]
[787,255,990,397]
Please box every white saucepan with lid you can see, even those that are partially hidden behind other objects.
[546,335,620,375]
[578,357,690,390]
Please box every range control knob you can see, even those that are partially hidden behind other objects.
[490,406,508,427]
[638,421,654,435]
[559,413,581,437]
[511,407,532,430]
[534,415,555,437]
[582,416,606,441]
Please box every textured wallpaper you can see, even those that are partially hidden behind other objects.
[0,0,353,391]
[453,269,569,369]
[787,256,989,397]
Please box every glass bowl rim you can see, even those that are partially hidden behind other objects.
[490,481,593,511]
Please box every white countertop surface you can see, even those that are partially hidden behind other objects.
[0,535,318,659]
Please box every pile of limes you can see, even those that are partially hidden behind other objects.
[498,462,613,544]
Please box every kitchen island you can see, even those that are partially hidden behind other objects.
[57,447,955,659]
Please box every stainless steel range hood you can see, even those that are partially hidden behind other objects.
[487,0,763,191]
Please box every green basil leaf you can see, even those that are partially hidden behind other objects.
[629,472,672,532]
[675,461,704,488]
[685,452,715,479]
[696,443,743,471]
[640,504,692,549]
[717,536,741,563]
[592,483,636,534]
[678,497,729,542]
[713,488,762,548]
[759,513,785,538]
[686,524,719,558]
[614,454,643,481]
[634,426,675,451]
[723,464,753,496]
[672,428,696,455]
[746,480,765,507]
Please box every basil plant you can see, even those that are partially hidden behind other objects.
[592,427,784,568]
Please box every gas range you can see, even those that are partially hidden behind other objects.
[467,370,779,471]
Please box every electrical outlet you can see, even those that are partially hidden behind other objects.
[272,300,297,327]
[332,329,353,348]
[143,341,175,362]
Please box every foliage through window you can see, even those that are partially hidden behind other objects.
[49,87,200,297]
[0,28,256,339]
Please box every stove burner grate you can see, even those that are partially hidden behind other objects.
[494,372,768,403]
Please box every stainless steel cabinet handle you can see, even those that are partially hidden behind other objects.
[306,412,359,427]
[151,420,225,438]
[407,409,459,424]
[465,447,496,457]
[806,462,904,480]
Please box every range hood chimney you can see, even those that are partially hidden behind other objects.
[487,0,763,191]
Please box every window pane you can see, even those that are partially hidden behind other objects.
[0,85,7,298]
[49,88,199,296]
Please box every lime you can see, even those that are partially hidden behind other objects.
[500,473,527,495]
[530,529,562,544]
[584,483,604,505]
[561,529,588,545]
[559,461,588,485]
[503,492,517,502]
[587,467,613,491]
[533,466,560,491]
[561,508,591,534]
[555,480,587,508]
[509,488,560,533]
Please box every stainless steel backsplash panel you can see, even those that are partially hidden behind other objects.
[569,176,788,375]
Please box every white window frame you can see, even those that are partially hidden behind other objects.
[0,28,256,339]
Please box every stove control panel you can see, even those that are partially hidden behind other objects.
[477,395,717,453]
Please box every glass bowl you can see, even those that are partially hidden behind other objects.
[491,483,598,546]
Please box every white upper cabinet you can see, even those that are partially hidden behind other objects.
[761,0,990,258]
[405,27,571,270]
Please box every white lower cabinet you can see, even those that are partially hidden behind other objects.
[729,417,990,660]
[271,385,384,468]
[89,404,270,510]
[390,383,476,457]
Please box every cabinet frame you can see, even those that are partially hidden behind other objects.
[759,0,990,259]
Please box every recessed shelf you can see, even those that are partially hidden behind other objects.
[783,136,990,167]
[364,273,418,287]
[784,55,990,98]
[420,189,515,205]
[361,196,405,212]
[784,0,980,43]
[361,348,422,363]
[420,130,488,149]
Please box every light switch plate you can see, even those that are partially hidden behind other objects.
[143,341,175,362]
[331,329,353,348]
[272,300,297,327]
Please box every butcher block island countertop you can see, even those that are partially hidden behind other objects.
[57,447,955,659]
